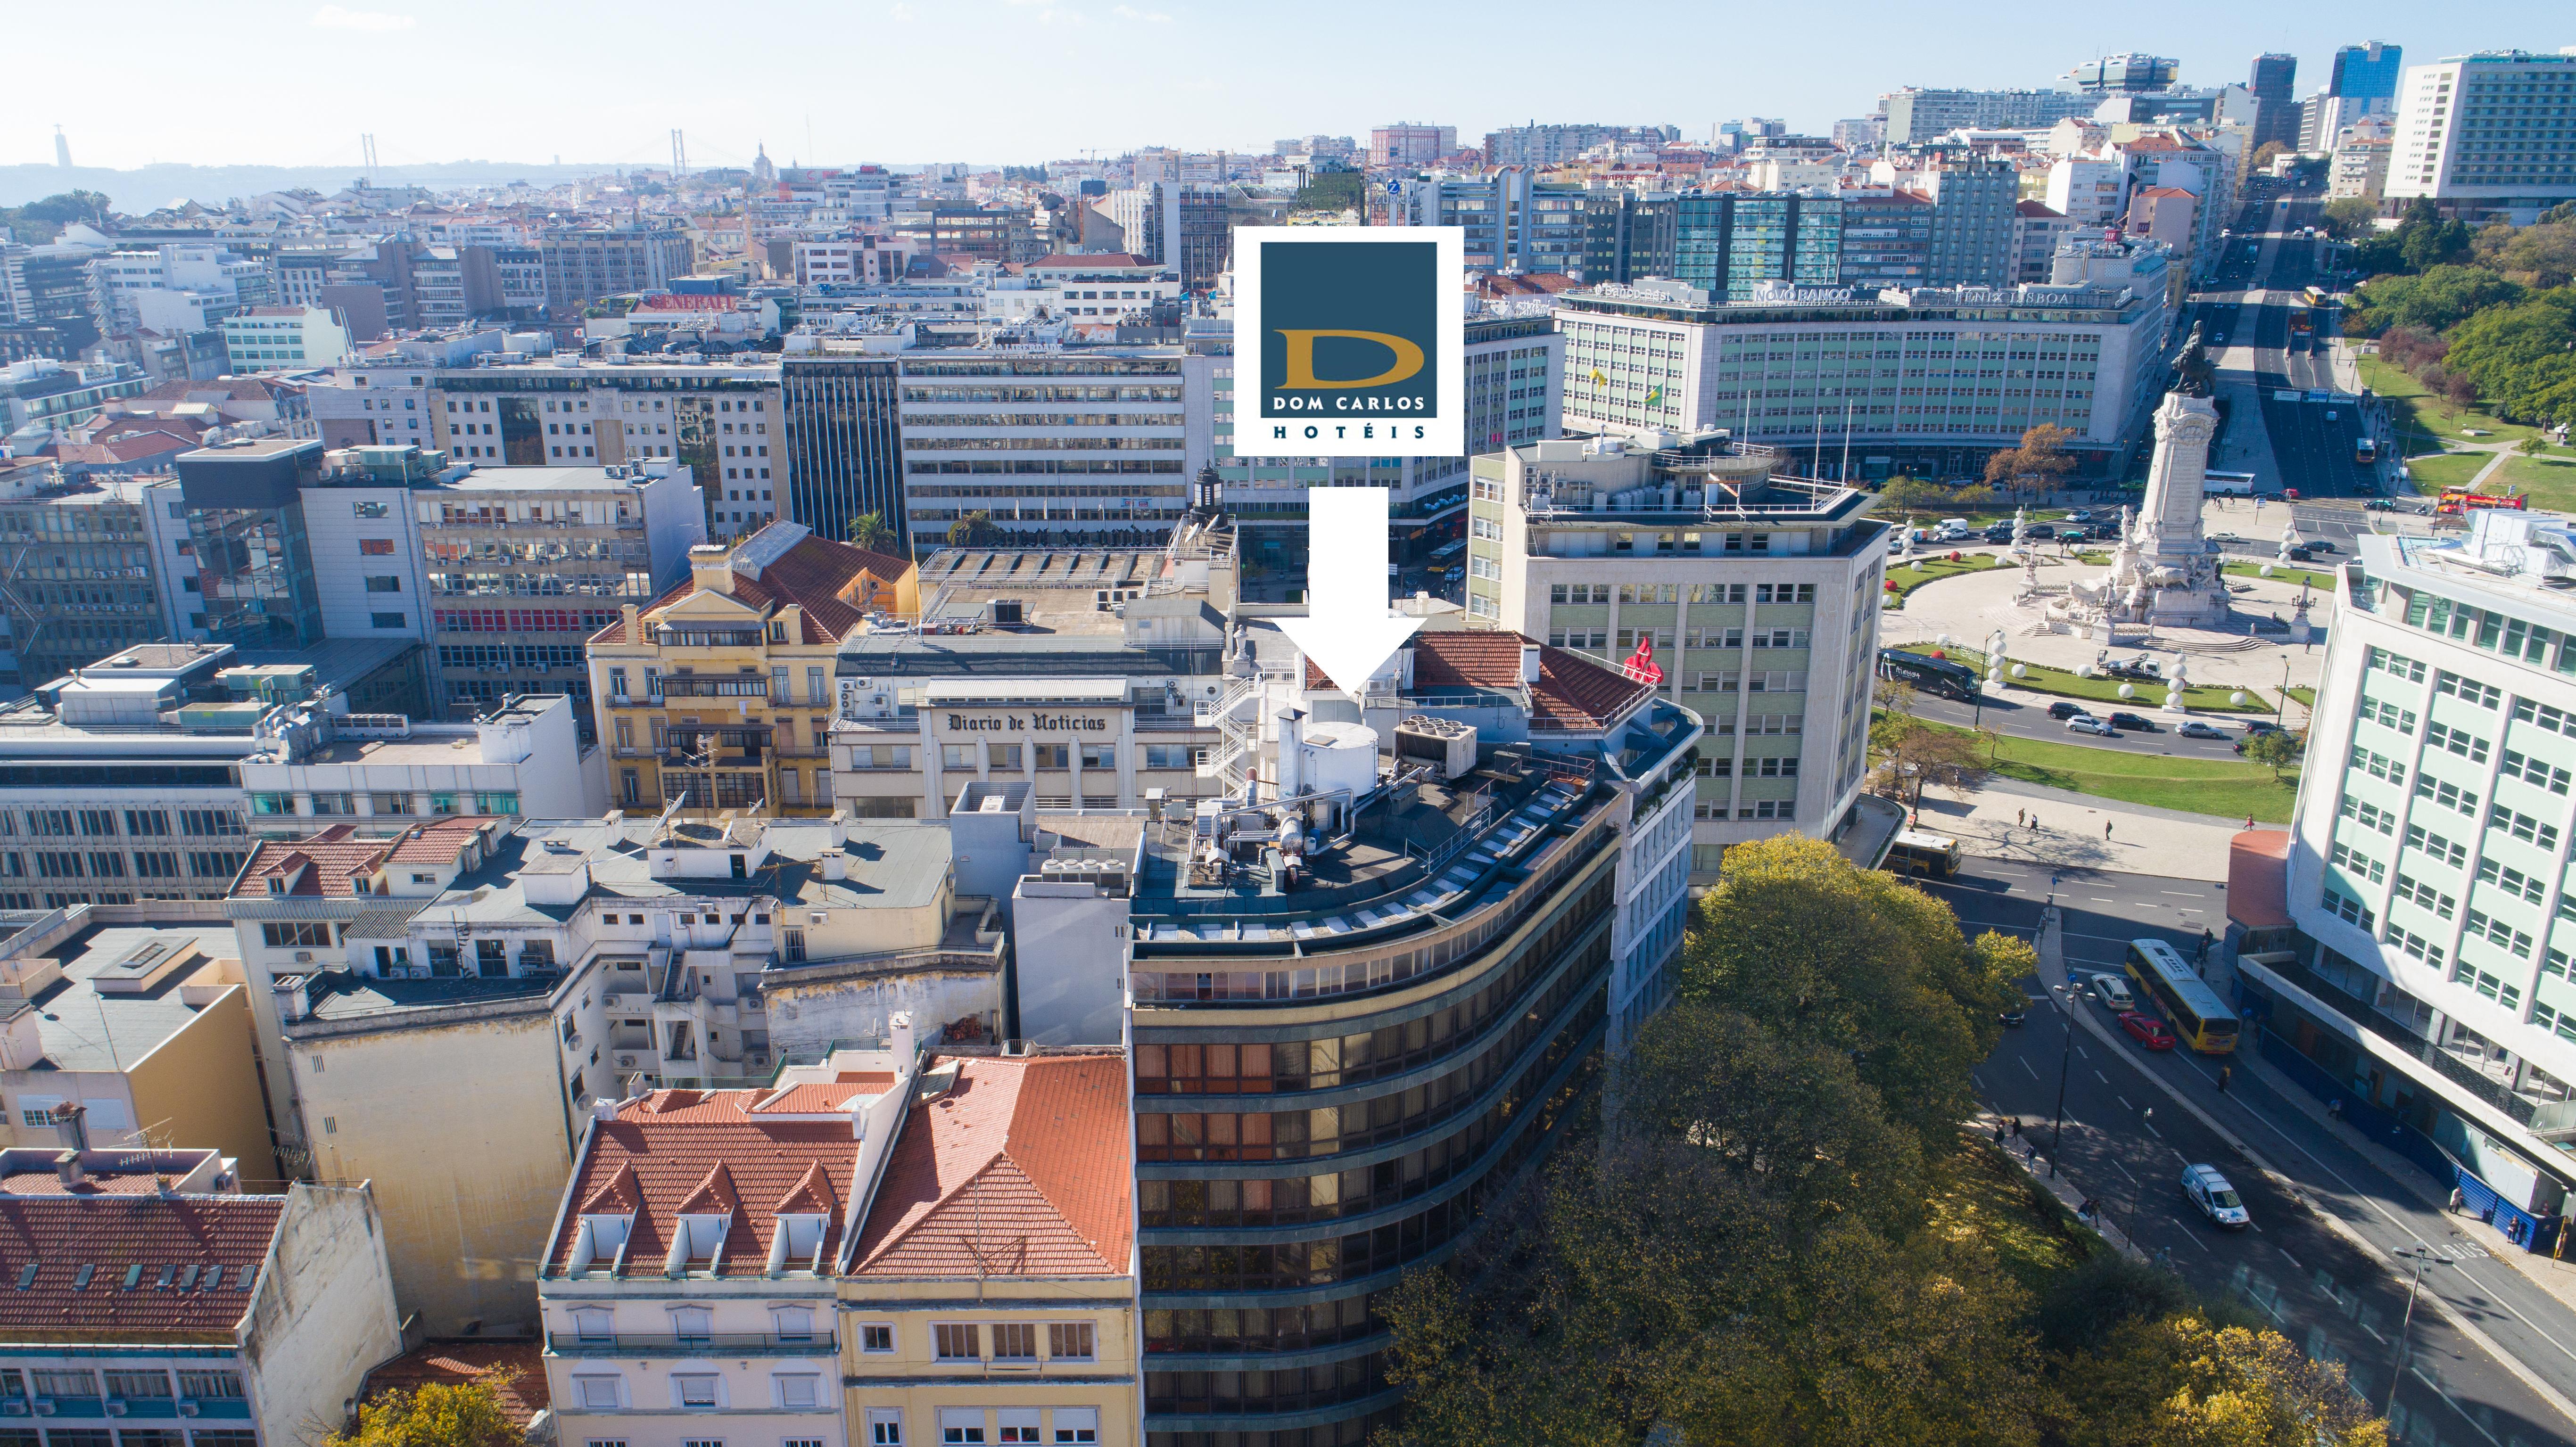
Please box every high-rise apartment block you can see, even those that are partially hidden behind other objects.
[2332,41,2407,110]
[2264,513,2576,1247]
[2386,51,2576,212]
[2250,53,2302,149]
[537,223,698,312]
[1672,193,1843,301]
[1370,123,1457,167]
[1471,434,1888,873]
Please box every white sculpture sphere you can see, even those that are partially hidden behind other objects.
[1937,633,1954,649]
[2011,663,2028,679]
[2259,564,2276,578]
[2118,682,2137,699]
[2230,691,2250,705]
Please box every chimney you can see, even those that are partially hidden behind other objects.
[823,852,848,882]
[53,1150,83,1189]
[849,1094,871,1142]
[889,1011,916,1062]
[621,601,640,639]
[1520,644,1543,684]
[590,1098,620,1124]
[688,543,735,596]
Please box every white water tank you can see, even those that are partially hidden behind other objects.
[1299,722,1378,803]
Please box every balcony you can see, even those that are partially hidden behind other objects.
[547,1330,835,1356]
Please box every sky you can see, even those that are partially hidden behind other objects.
[10,0,2572,174]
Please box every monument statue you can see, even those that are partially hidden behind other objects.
[2171,321,2215,399]
[2062,388,2232,627]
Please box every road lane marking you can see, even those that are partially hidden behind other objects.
[2175,1227,2212,1252]
[2076,1044,2089,1060]
[2416,1366,2505,1447]
[2117,1095,2133,1110]
[2096,1071,2109,1085]
[2144,1119,2163,1138]
[2161,891,2200,897]
[2279,1248,2304,1272]
[2021,1058,2039,1080]
[2109,1158,2138,1185]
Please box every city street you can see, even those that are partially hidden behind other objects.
[1906,689,2268,758]
[1938,856,2576,1447]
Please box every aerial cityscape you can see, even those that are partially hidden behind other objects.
[6,4,2576,1444]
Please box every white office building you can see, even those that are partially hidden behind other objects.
[1471,433,1893,876]
[2386,49,2576,215]
[2261,512,2576,1246]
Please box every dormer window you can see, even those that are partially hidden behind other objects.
[265,878,283,896]
[777,1213,827,1260]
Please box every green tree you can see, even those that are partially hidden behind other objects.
[845,511,899,553]
[1680,835,2021,1148]
[2243,728,2304,781]
[329,1374,522,1447]
[945,510,1003,547]
[2318,197,2378,242]
[1871,711,1991,806]
[2348,265,2519,336]
[1877,476,1950,514]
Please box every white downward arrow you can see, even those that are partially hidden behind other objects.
[1278,487,1422,700]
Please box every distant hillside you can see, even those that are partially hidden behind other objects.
[0,161,636,212]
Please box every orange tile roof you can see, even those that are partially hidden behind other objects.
[849,1055,1131,1280]
[545,1089,867,1278]
[588,526,912,646]
[0,1195,282,1333]
[230,817,493,899]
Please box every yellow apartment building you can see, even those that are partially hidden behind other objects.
[842,1051,1140,1447]
[586,521,916,816]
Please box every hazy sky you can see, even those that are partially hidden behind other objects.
[12,0,2571,173]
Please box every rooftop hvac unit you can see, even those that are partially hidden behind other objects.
[991,599,1025,626]
[1394,715,1478,781]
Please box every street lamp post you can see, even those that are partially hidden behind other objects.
[2277,655,2292,727]
[2385,1244,2451,1418]
[2048,977,2075,1179]
[2122,1108,2154,1245]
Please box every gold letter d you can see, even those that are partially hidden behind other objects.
[1276,329,1425,389]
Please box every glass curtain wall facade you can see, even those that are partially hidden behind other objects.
[1673,194,1844,301]
[781,357,908,551]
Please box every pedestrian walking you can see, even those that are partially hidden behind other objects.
[2218,1065,2231,1093]
[2450,1186,2467,1214]
[2328,1097,2344,1122]
[2105,821,2114,841]
[2245,814,2256,830]
[2017,807,2026,827]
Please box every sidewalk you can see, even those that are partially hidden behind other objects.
[2228,1026,2576,1320]
[1907,777,2268,883]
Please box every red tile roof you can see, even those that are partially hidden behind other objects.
[1302,631,1653,732]
[849,1055,1132,1280]
[363,1341,548,1425]
[545,1089,870,1278]
[229,817,493,899]
[588,526,912,646]
[0,1195,281,1333]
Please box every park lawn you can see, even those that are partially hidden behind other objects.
[1883,551,2003,605]
[2360,354,2550,449]
[2222,561,2337,590]
[2496,452,2576,513]
[1984,729,2302,822]
[2286,686,2318,708]
[2402,451,2491,492]
[1930,1135,2101,1295]
[1895,644,2275,713]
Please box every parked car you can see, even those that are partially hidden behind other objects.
[2068,717,2120,737]
[2089,973,2135,1011]
[2107,711,2156,732]
[2178,720,2229,740]
[2120,1011,2178,1051]
[2181,1164,2253,1229]
[2046,701,2093,721]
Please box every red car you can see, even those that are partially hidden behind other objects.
[2120,1011,2177,1051]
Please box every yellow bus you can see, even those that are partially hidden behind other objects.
[1885,829,1964,880]
[2124,938,2240,1054]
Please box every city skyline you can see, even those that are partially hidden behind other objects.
[10,0,2568,174]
